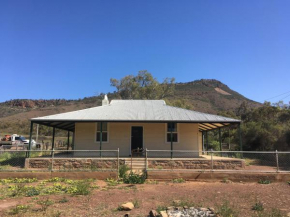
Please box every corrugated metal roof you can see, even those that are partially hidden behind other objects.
[31,100,240,123]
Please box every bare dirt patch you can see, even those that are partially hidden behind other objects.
[0,180,289,216]
[215,87,231,95]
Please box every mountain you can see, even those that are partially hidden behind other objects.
[0,79,260,134]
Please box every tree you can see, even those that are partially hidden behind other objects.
[110,70,175,99]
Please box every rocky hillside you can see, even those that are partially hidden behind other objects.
[0,79,260,134]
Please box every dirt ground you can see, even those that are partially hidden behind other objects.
[0,180,290,217]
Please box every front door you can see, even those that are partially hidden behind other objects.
[131,126,143,151]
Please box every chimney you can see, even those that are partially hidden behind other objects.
[102,95,109,106]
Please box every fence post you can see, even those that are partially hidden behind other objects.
[117,148,119,179]
[276,150,279,172]
[145,148,148,171]
[51,149,55,172]
[211,149,213,172]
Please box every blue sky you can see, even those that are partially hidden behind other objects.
[0,0,289,103]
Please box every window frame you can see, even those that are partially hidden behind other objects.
[95,122,109,143]
[165,123,179,143]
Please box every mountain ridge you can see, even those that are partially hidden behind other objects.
[0,79,260,134]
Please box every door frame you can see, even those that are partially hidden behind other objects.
[130,126,144,154]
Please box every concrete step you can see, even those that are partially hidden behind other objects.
[125,160,146,170]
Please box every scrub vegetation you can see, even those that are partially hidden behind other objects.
[0,178,289,217]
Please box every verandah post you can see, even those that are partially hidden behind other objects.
[276,150,279,172]
[238,123,243,158]
[100,122,102,157]
[170,123,173,159]
[206,131,209,152]
[51,127,55,156]
[27,121,34,158]
[67,131,70,150]
[117,148,119,179]
[219,128,222,156]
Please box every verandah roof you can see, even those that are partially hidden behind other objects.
[31,100,240,132]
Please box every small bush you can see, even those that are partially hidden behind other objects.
[9,205,30,215]
[37,198,54,211]
[9,183,26,197]
[25,187,40,197]
[172,178,185,183]
[217,201,238,217]
[258,179,271,184]
[156,205,167,214]
[58,197,69,203]
[252,202,264,211]
[119,165,130,179]
[0,178,38,184]
[123,172,146,184]
[105,178,120,186]
[68,180,91,195]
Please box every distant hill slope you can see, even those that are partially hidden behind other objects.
[173,79,260,113]
[0,79,260,134]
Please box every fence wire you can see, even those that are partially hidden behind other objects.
[0,149,119,172]
[1,149,290,173]
[146,150,290,172]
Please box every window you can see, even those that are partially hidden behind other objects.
[166,123,178,142]
[96,122,108,142]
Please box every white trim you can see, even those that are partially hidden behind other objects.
[94,122,109,144]
[165,123,179,144]
[130,126,144,155]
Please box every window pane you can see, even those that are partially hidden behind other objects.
[96,132,108,142]
[97,122,107,131]
[96,132,100,141]
[167,133,178,142]
[102,132,108,141]
[102,122,107,131]
[167,123,177,132]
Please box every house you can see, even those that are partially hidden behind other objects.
[29,95,242,157]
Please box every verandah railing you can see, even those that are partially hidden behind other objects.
[145,149,290,173]
[0,149,120,172]
[0,148,290,173]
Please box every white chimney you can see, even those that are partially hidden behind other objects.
[102,95,109,106]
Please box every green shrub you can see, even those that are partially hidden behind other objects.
[68,180,91,195]
[217,201,238,217]
[123,172,146,184]
[37,198,54,211]
[119,165,130,179]
[156,205,167,214]
[9,183,26,197]
[105,178,120,186]
[25,187,40,197]
[0,178,38,184]
[9,205,30,215]
[252,202,264,211]
[172,178,185,183]
[258,179,271,184]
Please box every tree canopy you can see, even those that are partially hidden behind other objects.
[110,70,175,99]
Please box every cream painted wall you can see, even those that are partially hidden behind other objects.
[74,122,201,156]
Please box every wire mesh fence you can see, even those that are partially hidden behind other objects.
[1,148,290,173]
[146,150,290,172]
[0,149,119,172]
